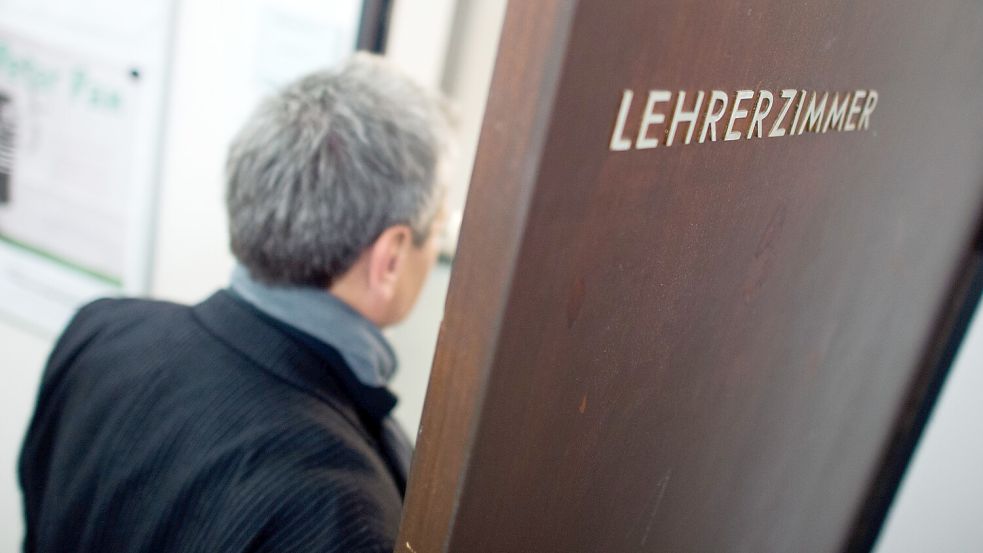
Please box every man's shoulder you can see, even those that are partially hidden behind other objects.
[57,296,192,347]
[40,296,191,381]
[72,295,189,327]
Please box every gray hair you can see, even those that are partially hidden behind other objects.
[226,53,452,288]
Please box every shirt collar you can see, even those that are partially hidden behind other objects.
[229,264,397,388]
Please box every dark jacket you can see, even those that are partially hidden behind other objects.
[19,290,407,553]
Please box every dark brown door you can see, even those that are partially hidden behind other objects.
[398,1,983,551]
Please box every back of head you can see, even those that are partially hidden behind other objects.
[226,53,452,288]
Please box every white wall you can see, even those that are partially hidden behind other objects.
[875,301,983,552]
[385,0,456,91]
[149,0,236,304]
[0,322,48,551]
[438,0,508,210]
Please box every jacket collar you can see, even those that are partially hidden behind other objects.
[228,264,397,387]
[191,290,395,425]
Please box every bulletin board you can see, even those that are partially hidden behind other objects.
[0,0,173,333]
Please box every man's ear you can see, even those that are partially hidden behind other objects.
[367,225,413,298]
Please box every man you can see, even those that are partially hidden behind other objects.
[19,53,452,552]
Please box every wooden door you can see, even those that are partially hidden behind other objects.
[398,1,983,551]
